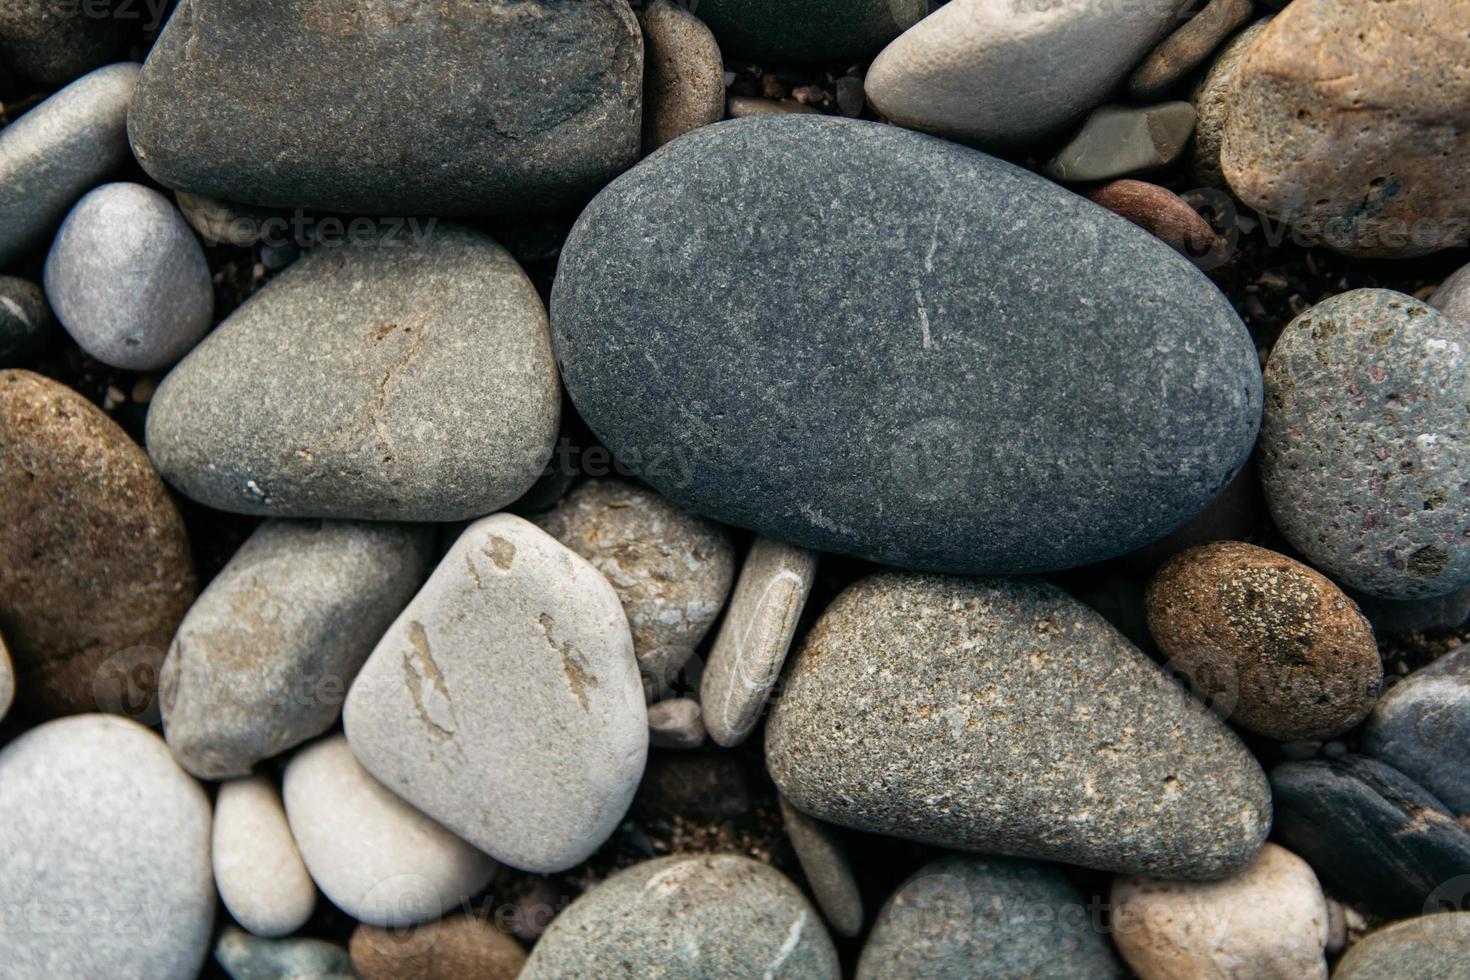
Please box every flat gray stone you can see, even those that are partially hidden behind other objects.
[146,224,560,521]
[703,537,817,747]
[640,0,725,151]
[0,62,138,268]
[44,182,213,370]
[1362,648,1470,815]
[344,514,648,874]
[552,115,1261,575]
[648,697,706,749]
[1043,103,1197,182]
[213,776,316,939]
[214,927,355,980]
[779,796,863,938]
[1333,913,1470,980]
[1261,289,1470,599]
[161,519,433,778]
[0,275,54,365]
[0,0,132,85]
[521,854,840,979]
[857,854,1123,979]
[693,0,922,62]
[129,0,641,215]
[766,574,1271,879]
[0,714,214,980]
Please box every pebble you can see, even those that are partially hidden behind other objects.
[1332,913,1470,979]
[1353,583,1470,635]
[554,115,1260,575]
[639,0,725,151]
[857,854,1123,979]
[174,191,283,248]
[1111,843,1330,980]
[44,182,213,371]
[779,796,863,938]
[0,62,139,267]
[1431,261,1470,328]
[350,914,527,980]
[0,369,196,717]
[0,275,54,364]
[702,537,817,746]
[535,479,734,697]
[0,1,131,85]
[282,735,497,928]
[1189,19,1271,189]
[725,95,819,117]
[1087,180,1222,262]
[1221,0,1470,258]
[1271,754,1470,918]
[692,0,922,62]
[161,519,434,778]
[1043,102,1197,183]
[146,223,560,521]
[212,776,317,939]
[1261,289,1470,599]
[865,0,1194,149]
[0,629,11,720]
[647,697,706,749]
[1362,648,1470,815]
[520,854,839,978]
[0,715,213,979]
[766,574,1271,879]
[344,514,647,874]
[1145,541,1383,740]
[128,1,641,215]
[1128,0,1254,101]
[214,927,356,980]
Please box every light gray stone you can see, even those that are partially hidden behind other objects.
[648,697,706,749]
[0,62,139,268]
[282,735,496,929]
[213,776,317,939]
[1362,648,1470,815]
[44,182,213,370]
[214,926,356,980]
[703,537,817,747]
[640,0,725,151]
[161,519,433,778]
[1043,103,1197,183]
[0,714,214,979]
[344,514,647,874]
[521,854,840,979]
[175,191,284,248]
[779,796,863,938]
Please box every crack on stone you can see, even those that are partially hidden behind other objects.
[401,620,457,735]
[371,307,435,455]
[538,612,598,712]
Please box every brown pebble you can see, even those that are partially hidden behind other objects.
[1128,0,1254,101]
[0,369,196,717]
[1088,179,1223,262]
[726,95,818,118]
[1146,541,1383,741]
[350,914,526,980]
[638,0,726,151]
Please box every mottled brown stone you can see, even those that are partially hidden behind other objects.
[350,914,526,980]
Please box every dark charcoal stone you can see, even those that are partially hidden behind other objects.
[692,0,924,62]
[0,0,134,86]
[0,276,54,365]
[1363,648,1470,815]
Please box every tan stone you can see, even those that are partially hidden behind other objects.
[350,914,526,980]
[1130,0,1254,102]
[639,0,726,151]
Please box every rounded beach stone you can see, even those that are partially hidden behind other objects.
[1261,289,1470,600]
[648,697,706,749]
[0,369,196,717]
[214,927,355,980]
[1128,0,1254,101]
[350,914,527,980]
[0,714,213,979]
[1362,647,1470,815]
[857,854,1123,979]
[692,0,922,63]
[0,0,131,85]
[161,518,434,778]
[1332,913,1470,979]
[521,854,840,979]
[779,796,863,938]
[1042,103,1197,183]
[535,479,734,697]
[1111,843,1329,980]
[0,62,139,268]
[702,536,817,747]
[0,275,55,365]
[639,0,725,151]
[282,735,496,928]
[1190,19,1270,189]
[44,182,213,370]
[1145,541,1382,740]
[213,776,317,939]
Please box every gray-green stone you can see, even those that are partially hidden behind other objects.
[1043,102,1197,182]
[1332,913,1470,979]
[692,0,923,62]
[214,927,356,980]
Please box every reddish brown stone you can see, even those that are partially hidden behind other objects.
[1088,179,1222,262]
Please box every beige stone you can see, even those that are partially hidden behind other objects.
[638,0,725,151]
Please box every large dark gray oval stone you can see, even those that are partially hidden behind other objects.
[552,116,1261,574]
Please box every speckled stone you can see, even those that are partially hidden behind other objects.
[779,796,863,938]
[129,0,640,216]
[146,224,559,521]
[857,854,1123,979]
[350,914,527,980]
[1332,913,1470,979]
[647,697,706,749]
[0,0,133,85]
[282,735,496,928]
[1261,289,1470,600]
[1128,0,1254,101]
[553,115,1261,576]
[1271,755,1470,918]
[1430,261,1470,329]
[0,715,214,980]
[1363,648,1470,815]
[214,927,355,980]
[1043,103,1197,183]
[0,276,54,365]
[44,182,213,370]
[161,519,433,779]
[0,369,196,717]
[766,574,1271,879]
[1146,542,1383,740]
[213,777,316,939]
[692,0,922,62]
[1190,19,1270,189]
[521,854,840,979]
[1221,0,1470,258]
[0,62,138,267]
[1112,843,1330,980]
[345,514,647,874]
[639,0,725,151]
[536,479,734,697]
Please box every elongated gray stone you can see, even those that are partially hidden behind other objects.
[553,115,1261,575]
[766,574,1271,879]
[780,796,863,938]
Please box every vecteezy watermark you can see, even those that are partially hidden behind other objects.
[12,0,171,32]
[92,645,165,725]
[190,207,441,251]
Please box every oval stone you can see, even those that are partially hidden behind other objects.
[552,116,1261,575]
